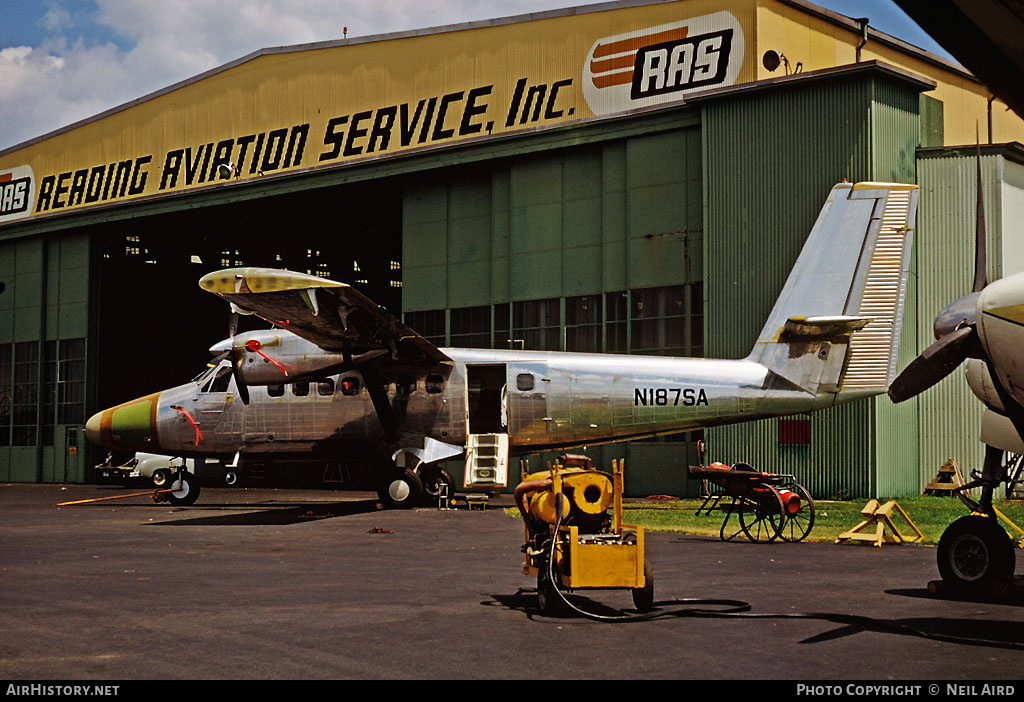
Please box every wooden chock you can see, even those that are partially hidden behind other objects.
[923,459,967,496]
[836,499,924,547]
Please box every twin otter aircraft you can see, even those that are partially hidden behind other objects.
[85,180,918,508]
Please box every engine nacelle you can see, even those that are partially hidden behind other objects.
[213,330,349,385]
[965,358,1004,412]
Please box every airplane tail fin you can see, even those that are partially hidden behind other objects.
[748,181,918,398]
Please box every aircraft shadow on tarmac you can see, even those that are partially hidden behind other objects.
[147,498,382,526]
[486,590,1024,650]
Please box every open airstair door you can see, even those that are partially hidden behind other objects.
[465,364,509,487]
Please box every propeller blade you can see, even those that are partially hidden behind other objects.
[973,138,987,293]
[888,326,980,403]
[232,361,250,404]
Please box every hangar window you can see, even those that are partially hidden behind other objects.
[267,384,284,397]
[41,339,87,445]
[450,305,491,348]
[565,295,602,352]
[292,381,310,397]
[0,344,10,446]
[513,298,560,351]
[605,292,627,354]
[317,378,335,396]
[404,310,445,347]
[11,342,39,446]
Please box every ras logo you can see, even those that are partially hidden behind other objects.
[631,29,733,99]
[582,11,744,116]
[0,166,35,223]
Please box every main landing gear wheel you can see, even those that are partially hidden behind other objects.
[166,474,201,506]
[937,515,1015,598]
[379,468,424,509]
[778,482,815,542]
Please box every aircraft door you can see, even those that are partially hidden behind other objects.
[466,364,507,435]
[506,362,553,448]
[191,364,240,443]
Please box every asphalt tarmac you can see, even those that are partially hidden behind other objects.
[3,483,1024,682]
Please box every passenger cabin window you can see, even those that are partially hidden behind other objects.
[317,378,335,396]
[267,384,284,397]
[292,381,310,397]
[425,374,444,394]
[516,373,535,392]
[340,377,361,396]
[396,377,416,396]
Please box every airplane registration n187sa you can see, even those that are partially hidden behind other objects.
[85,181,918,508]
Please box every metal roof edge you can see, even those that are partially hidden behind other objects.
[685,60,937,104]
[774,0,974,80]
[916,142,1024,166]
[0,0,670,158]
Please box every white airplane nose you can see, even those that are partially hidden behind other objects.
[84,411,102,444]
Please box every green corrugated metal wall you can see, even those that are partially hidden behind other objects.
[0,233,90,482]
[701,72,924,499]
[914,150,1024,494]
[403,126,704,313]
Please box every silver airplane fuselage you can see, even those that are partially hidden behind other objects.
[96,335,837,462]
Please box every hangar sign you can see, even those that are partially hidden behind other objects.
[0,4,748,227]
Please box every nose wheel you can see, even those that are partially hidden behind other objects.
[162,473,201,506]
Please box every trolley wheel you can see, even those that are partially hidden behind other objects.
[166,473,200,506]
[631,561,655,613]
[778,482,815,542]
[937,515,1015,598]
[739,485,784,543]
[152,469,171,488]
[537,559,563,615]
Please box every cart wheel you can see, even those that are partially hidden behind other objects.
[778,482,815,542]
[631,561,654,613]
[739,485,784,543]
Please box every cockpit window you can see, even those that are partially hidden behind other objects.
[202,366,232,393]
[193,364,219,385]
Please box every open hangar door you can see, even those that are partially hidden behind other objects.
[88,179,402,485]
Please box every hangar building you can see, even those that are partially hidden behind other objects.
[2,0,1023,498]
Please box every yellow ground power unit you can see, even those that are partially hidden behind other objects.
[517,457,652,616]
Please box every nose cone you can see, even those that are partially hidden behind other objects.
[82,392,161,449]
[84,411,103,445]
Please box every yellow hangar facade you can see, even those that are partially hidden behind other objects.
[2,0,1023,498]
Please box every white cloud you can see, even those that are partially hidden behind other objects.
[0,0,585,151]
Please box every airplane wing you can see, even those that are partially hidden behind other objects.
[198,267,450,364]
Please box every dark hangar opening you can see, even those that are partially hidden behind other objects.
[91,182,403,411]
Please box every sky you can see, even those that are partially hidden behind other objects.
[0,0,956,152]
